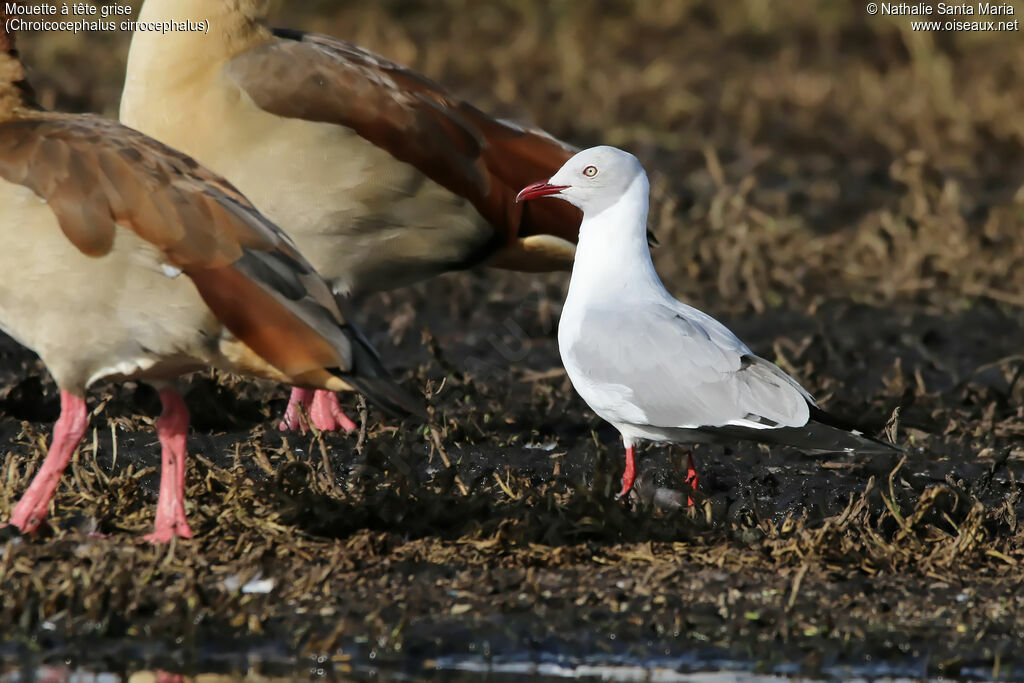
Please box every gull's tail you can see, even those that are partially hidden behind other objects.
[700,405,900,454]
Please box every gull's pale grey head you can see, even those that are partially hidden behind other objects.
[516,146,645,214]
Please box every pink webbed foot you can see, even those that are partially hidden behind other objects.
[278,388,357,433]
[309,390,357,432]
[278,387,313,432]
[143,522,193,545]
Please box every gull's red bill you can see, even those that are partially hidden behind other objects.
[516,180,569,203]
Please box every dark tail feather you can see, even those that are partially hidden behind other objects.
[340,336,427,420]
[347,374,426,420]
[700,405,900,454]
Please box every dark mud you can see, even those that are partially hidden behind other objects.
[6,0,1024,680]
[3,288,1024,680]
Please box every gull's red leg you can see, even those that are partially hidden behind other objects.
[278,387,314,432]
[144,388,193,543]
[618,444,637,499]
[684,451,699,506]
[8,390,89,533]
[309,390,358,433]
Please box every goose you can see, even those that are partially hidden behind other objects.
[119,0,586,432]
[0,16,421,542]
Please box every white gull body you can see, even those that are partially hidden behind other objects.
[517,146,896,499]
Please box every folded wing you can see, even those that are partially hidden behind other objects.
[225,29,582,253]
[0,114,421,414]
[568,301,812,431]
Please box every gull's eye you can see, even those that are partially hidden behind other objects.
[582,165,598,178]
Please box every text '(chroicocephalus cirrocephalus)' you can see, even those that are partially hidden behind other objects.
[516,145,898,505]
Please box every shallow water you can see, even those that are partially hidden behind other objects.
[2,635,1016,682]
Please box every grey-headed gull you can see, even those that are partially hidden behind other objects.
[517,146,897,503]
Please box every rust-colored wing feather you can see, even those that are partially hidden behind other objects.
[0,114,421,416]
[225,29,582,253]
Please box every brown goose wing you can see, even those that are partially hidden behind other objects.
[0,113,421,415]
[225,29,582,255]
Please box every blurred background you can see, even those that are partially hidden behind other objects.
[18,0,1024,316]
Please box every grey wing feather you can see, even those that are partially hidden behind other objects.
[567,301,813,430]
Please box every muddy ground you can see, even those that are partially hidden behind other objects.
[4,1,1024,679]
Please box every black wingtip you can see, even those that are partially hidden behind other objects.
[350,376,428,422]
[698,404,900,455]
[807,405,902,453]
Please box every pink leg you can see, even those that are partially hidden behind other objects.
[309,390,358,433]
[618,445,637,499]
[684,452,699,507]
[278,387,314,432]
[278,388,356,432]
[143,388,194,543]
[8,390,89,533]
